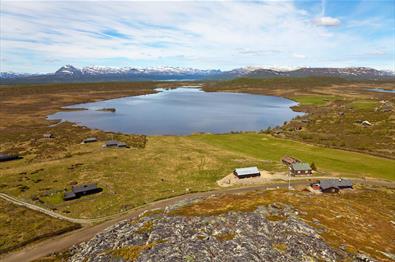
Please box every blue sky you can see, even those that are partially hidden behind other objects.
[0,0,394,73]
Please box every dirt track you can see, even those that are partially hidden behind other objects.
[1,178,394,262]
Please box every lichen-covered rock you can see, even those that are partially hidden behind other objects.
[68,204,350,262]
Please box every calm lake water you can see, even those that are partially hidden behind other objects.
[48,87,302,135]
[367,88,395,93]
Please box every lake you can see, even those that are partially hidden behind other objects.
[48,87,303,135]
[367,88,395,93]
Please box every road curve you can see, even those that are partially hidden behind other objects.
[1,178,394,262]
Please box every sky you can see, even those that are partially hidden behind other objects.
[0,0,394,73]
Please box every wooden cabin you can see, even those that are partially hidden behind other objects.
[319,179,353,193]
[63,183,102,201]
[289,162,312,176]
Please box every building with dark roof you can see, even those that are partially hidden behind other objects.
[233,167,260,179]
[0,153,21,162]
[289,162,312,176]
[319,179,353,193]
[103,140,129,148]
[83,137,97,144]
[63,183,102,201]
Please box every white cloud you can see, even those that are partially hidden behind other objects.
[0,1,393,72]
[314,16,341,26]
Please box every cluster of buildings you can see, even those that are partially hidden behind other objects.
[233,155,353,193]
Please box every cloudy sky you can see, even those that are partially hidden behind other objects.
[0,0,394,73]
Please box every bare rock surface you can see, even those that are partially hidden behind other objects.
[67,202,358,262]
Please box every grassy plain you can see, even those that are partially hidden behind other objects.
[0,199,79,254]
[171,185,395,261]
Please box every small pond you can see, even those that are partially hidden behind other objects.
[48,87,303,135]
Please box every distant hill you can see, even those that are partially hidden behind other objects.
[1,65,394,84]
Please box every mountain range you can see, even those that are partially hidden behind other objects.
[1,65,394,84]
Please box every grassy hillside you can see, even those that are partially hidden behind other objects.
[0,199,79,254]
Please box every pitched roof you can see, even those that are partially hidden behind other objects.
[234,166,260,176]
[63,191,76,200]
[83,137,97,143]
[319,179,352,190]
[282,156,300,164]
[105,140,119,146]
[0,153,20,162]
[72,183,98,194]
[291,162,311,171]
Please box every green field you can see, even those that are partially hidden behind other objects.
[292,95,339,106]
[193,133,395,180]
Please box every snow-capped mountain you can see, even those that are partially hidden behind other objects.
[0,72,34,79]
[1,65,394,84]
[55,65,220,77]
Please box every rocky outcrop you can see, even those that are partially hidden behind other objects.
[68,203,353,262]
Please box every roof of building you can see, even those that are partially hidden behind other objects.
[105,140,119,146]
[0,153,20,162]
[83,137,97,142]
[282,156,300,164]
[117,142,128,147]
[63,191,77,199]
[291,162,312,171]
[320,179,353,190]
[234,166,260,176]
[72,183,98,194]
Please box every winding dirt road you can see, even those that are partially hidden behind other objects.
[1,178,393,262]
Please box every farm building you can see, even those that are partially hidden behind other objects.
[63,183,102,201]
[281,156,300,166]
[83,137,97,144]
[0,153,21,162]
[233,166,260,179]
[289,162,312,176]
[319,179,353,193]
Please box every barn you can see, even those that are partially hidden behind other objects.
[233,167,260,179]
